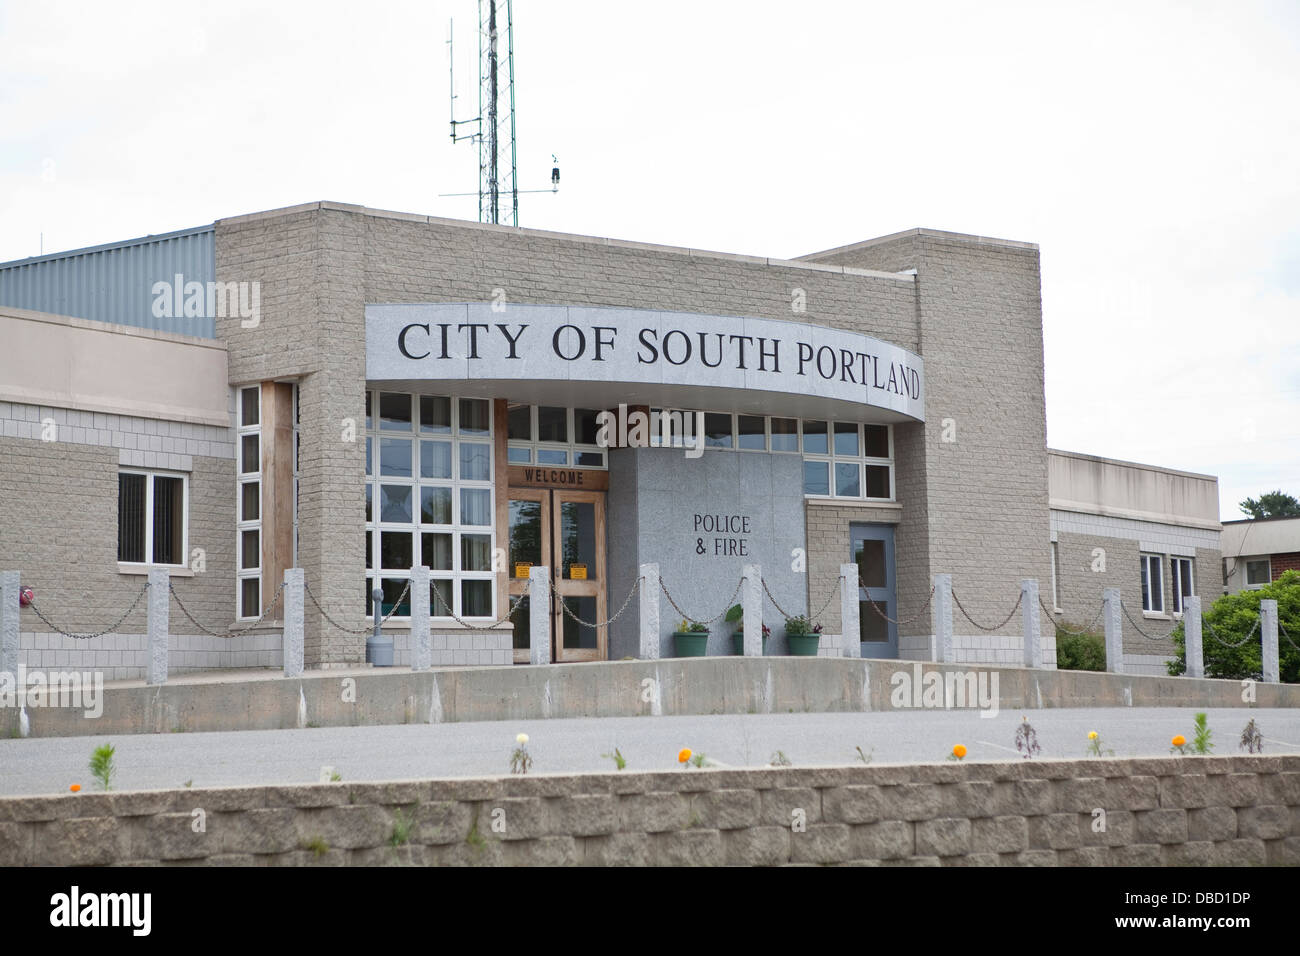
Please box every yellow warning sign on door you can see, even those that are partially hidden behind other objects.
[514,562,532,579]
[570,563,587,580]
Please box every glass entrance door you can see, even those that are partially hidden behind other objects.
[506,488,606,662]
[852,523,898,659]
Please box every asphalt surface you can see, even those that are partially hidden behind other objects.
[1,707,1297,796]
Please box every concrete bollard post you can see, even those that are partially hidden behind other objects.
[410,565,431,671]
[1102,588,1124,674]
[1184,595,1203,679]
[283,568,304,679]
[1,571,19,679]
[742,564,762,657]
[529,566,550,665]
[1021,579,1042,670]
[840,564,860,659]
[639,563,660,660]
[146,569,169,685]
[932,574,953,664]
[1260,599,1279,684]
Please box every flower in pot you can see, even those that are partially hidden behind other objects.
[784,615,823,656]
[726,604,770,655]
[672,618,710,657]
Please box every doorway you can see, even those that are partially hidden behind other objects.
[507,488,607,662]
[851,523,898,659]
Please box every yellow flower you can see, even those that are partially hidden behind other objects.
[516,733,529,746]
[952,744,967,759]
[678,748,692,764]
[1172,735,1186,747]
[1088,731,1098,740]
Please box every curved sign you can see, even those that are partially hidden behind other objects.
[366,303,925,422]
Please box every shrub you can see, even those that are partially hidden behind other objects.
[1168,570,1300,681]
[1055,628,1106,671]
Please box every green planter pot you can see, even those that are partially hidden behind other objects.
[731,632,769,655]
[786,633,821,656]
[673,632,710,657]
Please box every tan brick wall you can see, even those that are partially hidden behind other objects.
[3,756,1295,866]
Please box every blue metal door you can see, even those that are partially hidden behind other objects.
[851,523,897,659]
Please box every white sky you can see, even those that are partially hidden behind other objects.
[1,0,1297,520]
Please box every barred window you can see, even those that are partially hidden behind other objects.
[118,471,187,566]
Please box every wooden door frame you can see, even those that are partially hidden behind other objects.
[551,488,607,663]
[507,488,551,664]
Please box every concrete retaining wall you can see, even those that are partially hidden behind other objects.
[4,657,1298,739]
[2,755,1296,866]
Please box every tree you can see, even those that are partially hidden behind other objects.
[1167,569,1300,682]
[1238,490,1300,519]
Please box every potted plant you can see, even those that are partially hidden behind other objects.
[672,618,710,657]
[726,603,770,655]
[784,615,822,656]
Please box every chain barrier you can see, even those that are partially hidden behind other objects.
[23,580,151,640]
[1118,598,1175,642]
[760,576,801,622]
[428,581,528,630]
[951,589,1022,633]
[556,577,641,630]
[168,579,287,639]
[1202,615,1261,650]
[1280,620,1299,652]
[806,581,841,624]
[1039,594,1106,636]
[862,581,937,627]
[660,576,744,628]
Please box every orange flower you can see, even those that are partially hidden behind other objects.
[952,744,967,759]
[1172,735,1186,747]
[69,784,80,793]
[678,748,692,764]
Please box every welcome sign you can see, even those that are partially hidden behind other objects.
[365,303,925,421]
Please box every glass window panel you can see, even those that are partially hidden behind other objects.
[461,488,492,526]
[508,446,532,463]
[864,425,890,458]
[420,440,452,479]
[117,473,146,562]
[461,534,492,572]
[365,437,372,477]
[379,438,412,477]
[459,398,490,436]
[430,579,453,616]
[834,462,860,497]
[364,484,372,523]
[379,392,412,431]
[538,406,568,443]
[770,418,798,452]
[240,387,259,427]
[380,531,413,570]
[241,434,259,474]
[153,476,184,564]
[509,500,542,568]
[420,395,451,434]
[363,391,371,430]
[738,415,765,450]
[860,602,889,642]
[459,442,491,481]
[240,578,260,618]
[241,529,259,570]
[575,450,603,467]
[1246,560,1269,585]
[379,485,412,523]
[462,579,493,617]
[704,413,732,448]
[512,596,531,650]
[803,420,828,455]
[803,460,829,496]
[855,539,886,589]
[381,577,411,617]
[864,465,891,499]
[241,481,260,522]
[421,532,453,570]
[561,597,598,649]
[420,487,452,525]
[575,408,601,446]
[833,422,859,457]
[366,530,372,570]
[507,404,532,440]
[538,448,568,465]
[560,501,598,579]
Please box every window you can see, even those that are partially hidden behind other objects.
[802,420,893,500]
[1170,557,1194,614]
[506,404,607,468]
[1140,553,1164,613]
[366,391,495,619]
[236,385,262,618]
[1245,558,1271,588]
[1050,542,1060,610]
[118,470,187,566]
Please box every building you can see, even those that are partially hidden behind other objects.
[0,201,1223,678]
[1221,516,1300,594]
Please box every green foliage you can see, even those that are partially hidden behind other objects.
[769,750,792,767]
[329,770,342,782]
[678,618,709,633]
[1239,490,1300,519]
[89,743,116,791]
[1240,718,1264,754]
[466,813,486,850]
[690,751,707,768]
[389,807,415,847]
[602,747,627,770]
[510,744,532,774]
[855,745,873,764]
[1191,712,1213,755]
[301,836,329,857]
[1054,628,1106,671]
[725,603,744,625]
[1167,570,1300,681]
[784,615,821,637]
